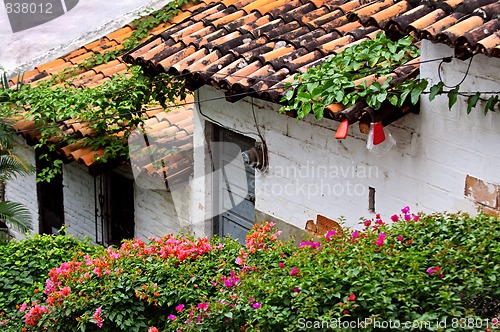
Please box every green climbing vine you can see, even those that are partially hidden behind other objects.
[0,0,197,182]
[280,32,426,120]
[280,32,499,121]
[428,81,499,114]
[0,67,187,182]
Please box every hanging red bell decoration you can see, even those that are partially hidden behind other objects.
[371,122,386,145]
[335,119,349,139]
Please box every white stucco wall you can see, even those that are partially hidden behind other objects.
[0,0,173,73]
[63,161,195,244]
[194,43,500,230]
[4,137,38,234]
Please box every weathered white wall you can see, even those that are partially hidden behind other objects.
[4,137,38,234]
[63,162,195,243]
[195,44,500,230]
[0,0,173,73]
[134,185,195,241]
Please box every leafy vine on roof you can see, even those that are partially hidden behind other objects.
[279,32,499,121]
[0,0,197,182]
[280,32,426,121]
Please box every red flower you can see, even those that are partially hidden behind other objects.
[347,293,356,301]
[343,309,349,315]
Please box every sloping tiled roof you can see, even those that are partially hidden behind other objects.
[124,0,499,123]
[8,1,212,176]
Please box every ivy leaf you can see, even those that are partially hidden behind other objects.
[484,95,498,114]
[388,94,399,106]
[429,82,444,101]
[447,86,460,110]
[466,92,481,114]
[312,103,325,121]
[410,81,427,105]
[335,91,344,103]
[399,89,411,107]
[377,91,388,103]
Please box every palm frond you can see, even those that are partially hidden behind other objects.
[0,155,35,181]
[0,201,32,233]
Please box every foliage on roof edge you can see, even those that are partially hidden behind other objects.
[280,32,499,121]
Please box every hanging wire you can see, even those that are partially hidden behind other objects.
[438,54,474,89]
[195,92,260,138]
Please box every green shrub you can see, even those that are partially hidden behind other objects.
[3,209,500,331]
[0,232,104,327]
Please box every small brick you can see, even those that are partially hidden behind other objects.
[465,175,499,209]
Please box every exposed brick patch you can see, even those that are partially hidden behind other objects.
[305,214,343,237]
[465,175,499,209]
[481,206,500,218]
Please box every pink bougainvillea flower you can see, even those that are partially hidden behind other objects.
[325,229,337,242]
[279,262,285,269]
[401,206,410,214]
[148,327,159,332]
[351,230,360,239]
[390,214,399,222]
[60,286,71,297]
[24,304,50,326]
[235,257,243,265]
[413,215,420,222]
[252,302,261,309]
[396,235,404,242]
[175,304,185,312]
[404,213,411,221]
[347,293,356,301]
[92,307,104,328]
[168,314,176,321]
[197,302,209,310]
[363,219,371,227]
[290,267,299,276]
[374,233,386,247]
[293,287,300,293]
[93,267,102,277]
[299,241,321,249]
[19,302,28,313]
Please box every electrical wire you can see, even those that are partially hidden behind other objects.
[195,92,260,138]
[438,54,474,89]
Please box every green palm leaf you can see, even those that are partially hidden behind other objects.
[0,201,32,233]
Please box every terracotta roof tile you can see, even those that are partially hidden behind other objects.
[35,59,66,73]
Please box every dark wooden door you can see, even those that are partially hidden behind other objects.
[213,127,255,244]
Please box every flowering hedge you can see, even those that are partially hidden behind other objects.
[0,233,104,327]
[2,208,500,331]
